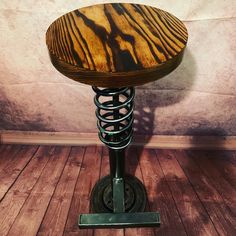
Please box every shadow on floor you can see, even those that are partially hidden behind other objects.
[128,48,196,176]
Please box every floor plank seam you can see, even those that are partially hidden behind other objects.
[154,149,189,236]
[207,154,236,189]
[0,145,22,183]
[174,150,221,236]
[188,151,234,210]
[134,148,155,236]
[7,146,72,235]
[62,146,87,236]
[0,145,23,203]
[37,146,72,236]
[5,146,51,236]
[91,146,103,236]
[0,145,235,236]
[98,146,104,180]
[0,146,39,203]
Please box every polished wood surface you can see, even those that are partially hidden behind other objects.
[46,3,188,87]
[0,145,235,235]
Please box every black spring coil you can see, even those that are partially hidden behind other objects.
[92,87,135,150]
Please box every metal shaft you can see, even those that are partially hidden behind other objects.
[109,148,125,212]
[92,87,135,213]
[109,148,125,179]
[110,93,125,212]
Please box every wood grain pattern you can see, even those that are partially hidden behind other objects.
[7,146,71,236]
[0,146,51,236]
[0,145,21,173]
[156,149,218,235]
[204,151,236,189]
[46,3,188,87]
[138,148,187,236]
[37,147,85,236]
[64,146,102,235]
[176,150,236,235]
[0,146,235,235]
[0,145,38,201]
[125,147,156,236]
[187,150,236,210]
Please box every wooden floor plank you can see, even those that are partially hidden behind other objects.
[156,149,218,236]
[125,147,156,236]
[0,145,234,235]
[176,150,236,235]
[99,147,109,177]
[0,146,53,236]
[188,150,236,210]
[63,146,102,236]
[0,145,13,164]
[7,146,71,236]
[0,145,38,200]
[38,147,85,236]
[199,150,236,189]
[139,148,187,236]
[0,145,22,172]
[0,145,11,161]
[0,144,6,152]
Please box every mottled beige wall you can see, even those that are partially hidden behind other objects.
[0,0,236,135]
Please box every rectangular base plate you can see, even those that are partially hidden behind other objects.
[79,212,160,229]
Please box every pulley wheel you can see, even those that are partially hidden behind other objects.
[90,175,147,213]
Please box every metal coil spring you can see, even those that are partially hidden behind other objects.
[92,87,135,150]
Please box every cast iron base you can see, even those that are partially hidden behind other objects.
[91,175,147,213]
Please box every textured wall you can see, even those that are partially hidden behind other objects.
[0,0,236,135]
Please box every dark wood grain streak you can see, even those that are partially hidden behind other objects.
[133,5,177,58]
[46,3,188,87]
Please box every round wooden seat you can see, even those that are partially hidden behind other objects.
[46,3,188,87]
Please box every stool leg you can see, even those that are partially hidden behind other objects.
[78,87,160,229]
[90,87,146,213]
[109,148,125,213]
[109,91,125,212]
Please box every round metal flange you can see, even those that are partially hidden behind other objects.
[90,175,147,213]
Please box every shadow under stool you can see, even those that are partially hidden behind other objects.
[45,3,188,229]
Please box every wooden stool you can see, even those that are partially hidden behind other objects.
[46,3,188,229]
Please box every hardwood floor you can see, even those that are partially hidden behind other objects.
[0,145,235,236]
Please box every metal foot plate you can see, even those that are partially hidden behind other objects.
[79,212,160,229]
